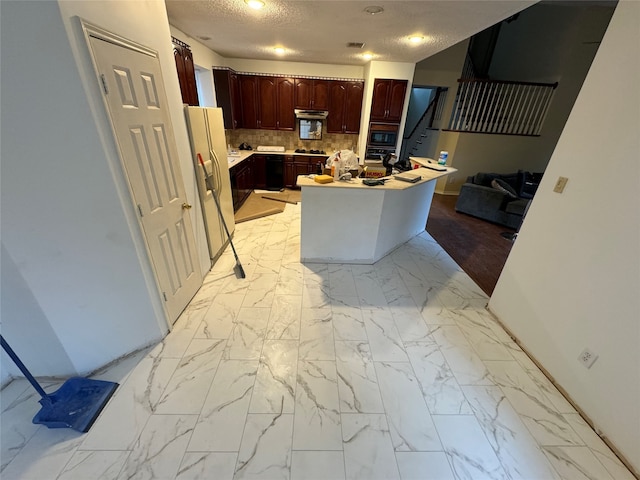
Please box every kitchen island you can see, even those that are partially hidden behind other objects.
[297,164,455,264]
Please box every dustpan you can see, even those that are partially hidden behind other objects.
[1,335,118,433]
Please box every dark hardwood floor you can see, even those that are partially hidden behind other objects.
[426,194,516,296]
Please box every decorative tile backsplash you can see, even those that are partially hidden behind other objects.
[226,128,359,154]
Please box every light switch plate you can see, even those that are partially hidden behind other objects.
[554,176,568,193]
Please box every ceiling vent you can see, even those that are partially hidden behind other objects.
[347,42,365,49]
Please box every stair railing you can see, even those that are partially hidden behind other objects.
[401,88,448,160]
[447,78,558,136]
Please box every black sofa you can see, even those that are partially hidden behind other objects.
[455,171,542,229]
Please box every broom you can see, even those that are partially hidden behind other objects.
[1,335,118,433]
[197,154,245,279]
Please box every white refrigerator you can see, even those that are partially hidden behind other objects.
[184,107,235,264]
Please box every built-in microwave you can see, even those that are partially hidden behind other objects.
[368,123,398,147]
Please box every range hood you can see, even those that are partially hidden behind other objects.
[295,109,328,120]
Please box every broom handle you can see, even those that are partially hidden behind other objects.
[197,154,240,261]
[1,335,51,402]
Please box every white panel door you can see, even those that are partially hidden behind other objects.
[88,33,201,323]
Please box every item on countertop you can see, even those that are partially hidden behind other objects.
[332,154,341,180]
[438,151,448,165]
[314,174,334,184]
[339,172,352,181]
[227,143,241,157]
[363,166,387,178]
[316,162,323,175]
[424,164,447,172]
[256,145,286,152]
[325,149,360,171]
[382,152,398,176]
[363,178,388,186]
[395,172,422,183]
[238,142,252,150]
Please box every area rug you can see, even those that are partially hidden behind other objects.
[234,192,286,223]
[254,188,302,204]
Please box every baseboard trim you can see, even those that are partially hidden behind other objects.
[485,305,639,479]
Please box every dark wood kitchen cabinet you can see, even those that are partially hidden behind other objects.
[276,77,295,130]
[230,159,254,211]
[369,79,408,123]
[257,76,277,129]
[239,75,259,129]
[327,81,364,134]
[172,37,199,106]
[213,68,242,129]
[294,78,329,110]
[252,154,267,189]
[284,155,327,188]
[253,76,295,131]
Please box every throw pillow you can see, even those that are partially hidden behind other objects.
[491,178,518,198]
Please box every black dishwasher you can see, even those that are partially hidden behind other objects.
[265,155,284,190]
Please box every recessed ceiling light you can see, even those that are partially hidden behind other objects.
[362,53,374,60]
[245,0,265,10]
[363,5,384,15]
[408,35,424,44]
[274,47,285,55]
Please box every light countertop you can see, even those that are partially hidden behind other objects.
[296,166,456,191]
[227,150,334,168]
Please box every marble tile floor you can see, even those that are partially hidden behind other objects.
[1,202,635,480]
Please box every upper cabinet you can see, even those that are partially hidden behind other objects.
[172,37,199,106]
[294,78,329,110]
[257,76,295,131]
[213,69,242,129]
[257,76,277,129]
[327,81,364,134]
[212,68,365,133]
[276,77,296,130]
[238,75,259,129]
[369,79,408,123]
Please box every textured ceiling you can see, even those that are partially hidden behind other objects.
[165,0,537,66]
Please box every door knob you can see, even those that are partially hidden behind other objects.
[182,202,192,210]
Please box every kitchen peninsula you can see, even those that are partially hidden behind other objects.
[297,162,456,264]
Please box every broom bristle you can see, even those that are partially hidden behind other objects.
[234,263,246,279]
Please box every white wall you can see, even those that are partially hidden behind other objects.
[361,61,416,158]
[403,87,434,136]
[489,0,640,472]
[1,0,172,377]
[1,245,76,378]
[413,39,469,192]
[0,0,214,378]
[57,0,210,277]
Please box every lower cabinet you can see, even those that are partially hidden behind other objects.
[252,155,267,189]
[231,154,328,211]
[230,159,253,211]
[284,155,327,188]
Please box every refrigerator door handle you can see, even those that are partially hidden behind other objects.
[209,148,220,197]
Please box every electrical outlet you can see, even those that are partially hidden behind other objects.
[554,176,569,193]
[578,348,598,369]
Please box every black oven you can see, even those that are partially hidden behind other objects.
[368,123,398,147]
